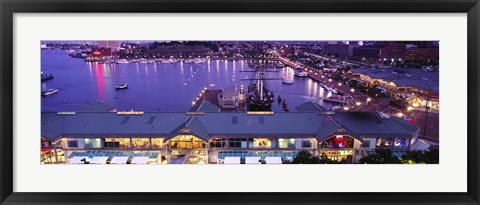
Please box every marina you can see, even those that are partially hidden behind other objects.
[40,41,439,165]
[41,50,336,112]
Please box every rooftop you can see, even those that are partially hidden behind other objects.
[295,101,329,112]
[41,111,420,142]
[75,100,117,112]
[188,100,220,112]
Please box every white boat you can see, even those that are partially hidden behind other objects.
[160,59,174,64]
[324,85,338,94]
[193,58,207,64]
[115,83,128,89]
[116,59,129,64]
[294,69,308,77]
[147,60,156,64]
[139,59,148,64]
[183,59,195,64]
[42,89,58,96]
[66,49,76,53]
[323,96,352,104]
[329,105,344,111]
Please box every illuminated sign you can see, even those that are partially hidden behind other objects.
[116,111,144,115]
[93,51,101,55]
[247,111,274,115]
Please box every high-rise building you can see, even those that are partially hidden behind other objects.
[97,41,121,50]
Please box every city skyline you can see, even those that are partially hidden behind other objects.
[40,40,439,165]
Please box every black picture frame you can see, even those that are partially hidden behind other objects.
[1,0,479,204]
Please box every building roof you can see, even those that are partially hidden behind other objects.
[188,100,220,112]
[295,101,328,112]
[328,112,419,137]
[165,116,209,141]
[351,67,439,92]
[41,112,420,142]
[75,100,116,112]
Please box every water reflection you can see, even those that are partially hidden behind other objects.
[41,50,333,112]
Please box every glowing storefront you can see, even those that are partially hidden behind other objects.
[41,111,420,164]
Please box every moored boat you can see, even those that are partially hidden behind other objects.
[322,95,352,104]
[293,66,308,77]
[42,89,58,96]
[115,83,128,89]
[116,59,129,64]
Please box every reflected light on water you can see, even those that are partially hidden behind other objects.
[306,79,312,96]
[180,62,184,75]
[87,62,93,78]
[207,60,211,72]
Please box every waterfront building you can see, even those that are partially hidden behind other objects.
[348,67,439,110]
[325,44,357,57]
[405,47,439,62]
[41,102,423,164]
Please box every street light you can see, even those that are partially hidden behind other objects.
[338,83,342,87]
[343,106,349,111]
[356,102,361,107]
[366,98,371,103]
[350,88,355,93]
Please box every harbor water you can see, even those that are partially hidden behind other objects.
[41,50,334,112]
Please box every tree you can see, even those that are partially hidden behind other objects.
[359,148,402,164]
[290,150,321,164]
[401,149,439,164]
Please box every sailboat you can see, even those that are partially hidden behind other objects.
[243,60,281,111]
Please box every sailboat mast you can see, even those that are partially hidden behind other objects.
[260,74,264,100]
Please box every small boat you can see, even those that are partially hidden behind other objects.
[323,96,352,104]
[115,83,128,89]
[160,59,174,64]
[116,59,129,64]
[329,105,344,111]
[293,65,308,77]
[183,59,195,64]
[42,89,58,96]
[193,58,207,64]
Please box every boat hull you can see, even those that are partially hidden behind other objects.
[247,101,273,111]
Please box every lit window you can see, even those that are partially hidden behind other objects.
[132,138,150,149]
[279,138,295,149]
[253,138,271,148]
[104,138,130,148]
[84,138,101,148]
[152,138,164,149]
